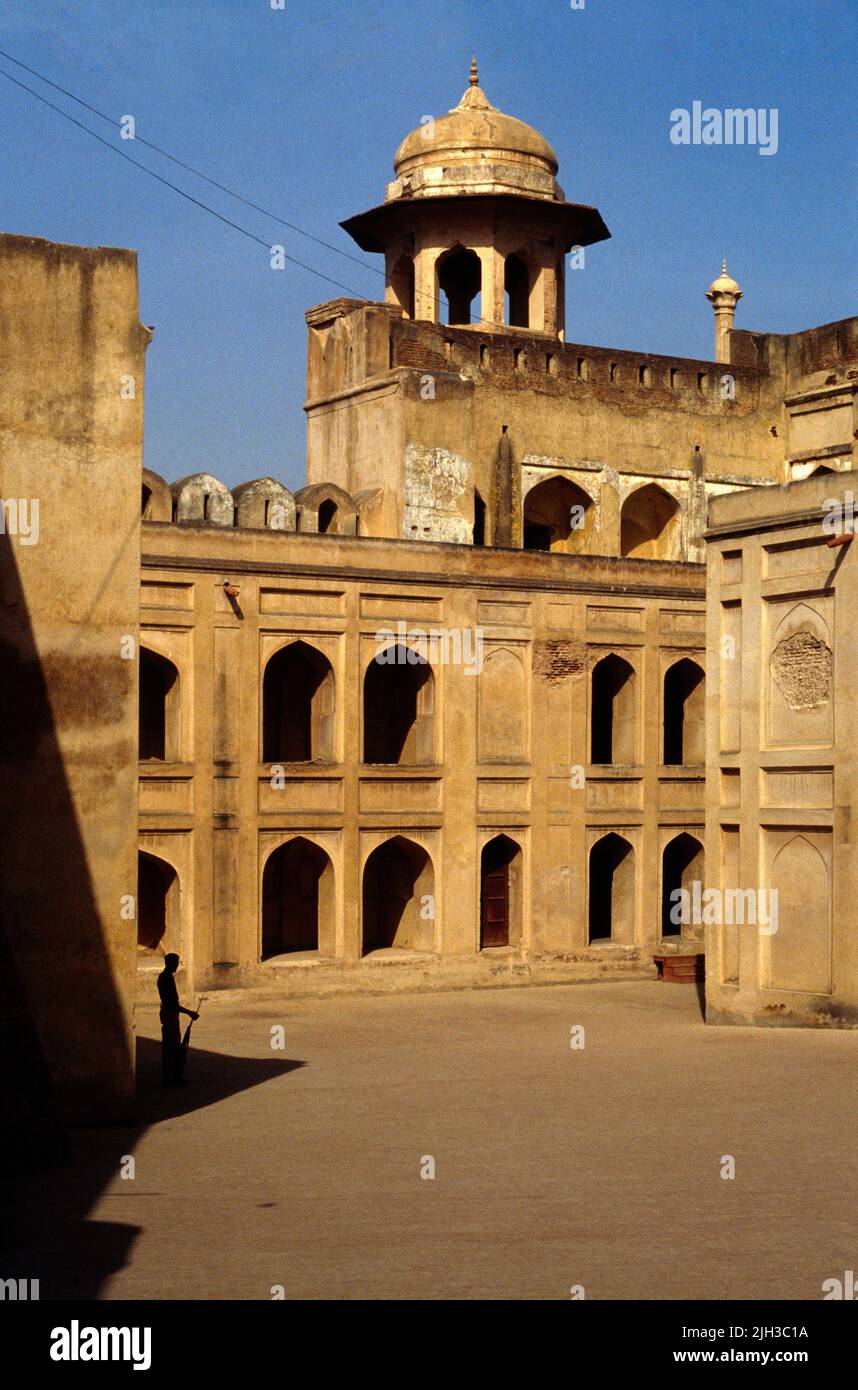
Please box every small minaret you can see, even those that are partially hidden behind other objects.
[706,259,743,363]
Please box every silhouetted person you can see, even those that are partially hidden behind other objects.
[157,953,198,1087]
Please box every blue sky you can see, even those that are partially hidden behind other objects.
[1,0,855,491]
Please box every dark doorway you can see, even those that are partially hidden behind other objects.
[480,835,520,948]
[504,254,531,327]
[137,851,177,951]
[261,838,332,957]
[663,658,705,765]
[362,836,433,952]
[661,833,704,938]
[588,833,634,943]
[363,647,433,764]
[473,490,486,546]
[438,247,481,325]
[318,499,337,534]
[591,654,636,765]
[139,648,179,761]
[262,642,334,763]
[523,521,552,551]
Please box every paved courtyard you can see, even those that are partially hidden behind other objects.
[7,980,858,1300]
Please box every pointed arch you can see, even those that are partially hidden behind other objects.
[362,835,435,953]
[436,245,481,325]
[363,645,434,764]
[294,482,358,535]
[478,647,526,762]
[142,468,171,521]
[588,833,635,944]
[504,252,534,328]
[663,658,705,765]
[591,654,636,765]
[523,475,596,553]
[480,834,523,949]
[620,483,680,559]
[768,834,831,993]
[261,837,334,958]
[139,647,180,761]
[137,850,179,954]
[262,641,334,763]
[661,832,704,938]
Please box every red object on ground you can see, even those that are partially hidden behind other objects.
[653,953,704,984]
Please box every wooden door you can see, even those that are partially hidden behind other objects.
[481,863,510,948]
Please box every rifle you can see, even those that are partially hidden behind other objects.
[178,994,206,1077]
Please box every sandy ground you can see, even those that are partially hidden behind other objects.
[7,979,858,1300]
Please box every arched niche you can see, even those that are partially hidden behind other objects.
[437,245,481,326]
[591,654,636,765]
[660,832,704,939]
[480,834,523,949]
[663,658,705,765]
[767,834,831,994]
[363,646,434,764]
[588,833,635,944]
[137,850,179,956]
[261,837,334,958]
[362,836,434,953]
[769,601,832,746]
[620,483,680,560]
[139,647,180,761]
[523,475,596,554]
[478,647,526,762]
[262,641,334,763]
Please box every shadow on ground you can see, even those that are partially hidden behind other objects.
[0,1038,304,1299]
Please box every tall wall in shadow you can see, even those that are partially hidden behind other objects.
[0,233,149,1124]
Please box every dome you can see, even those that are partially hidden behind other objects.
[707,259,742,298]
[388,61,562,203]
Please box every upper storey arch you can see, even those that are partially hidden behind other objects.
[620,483,681,561]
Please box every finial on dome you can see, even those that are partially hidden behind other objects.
[455,58,493,111]
[707,259,742,298]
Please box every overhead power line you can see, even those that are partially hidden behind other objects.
[0,63,372,298]
[0,45,542,333]
[0,43,384,281]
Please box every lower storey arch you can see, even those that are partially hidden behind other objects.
[588,833,635,945]
[137,850,179,956]
[362,836,434,955]
[261,837,334,959]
